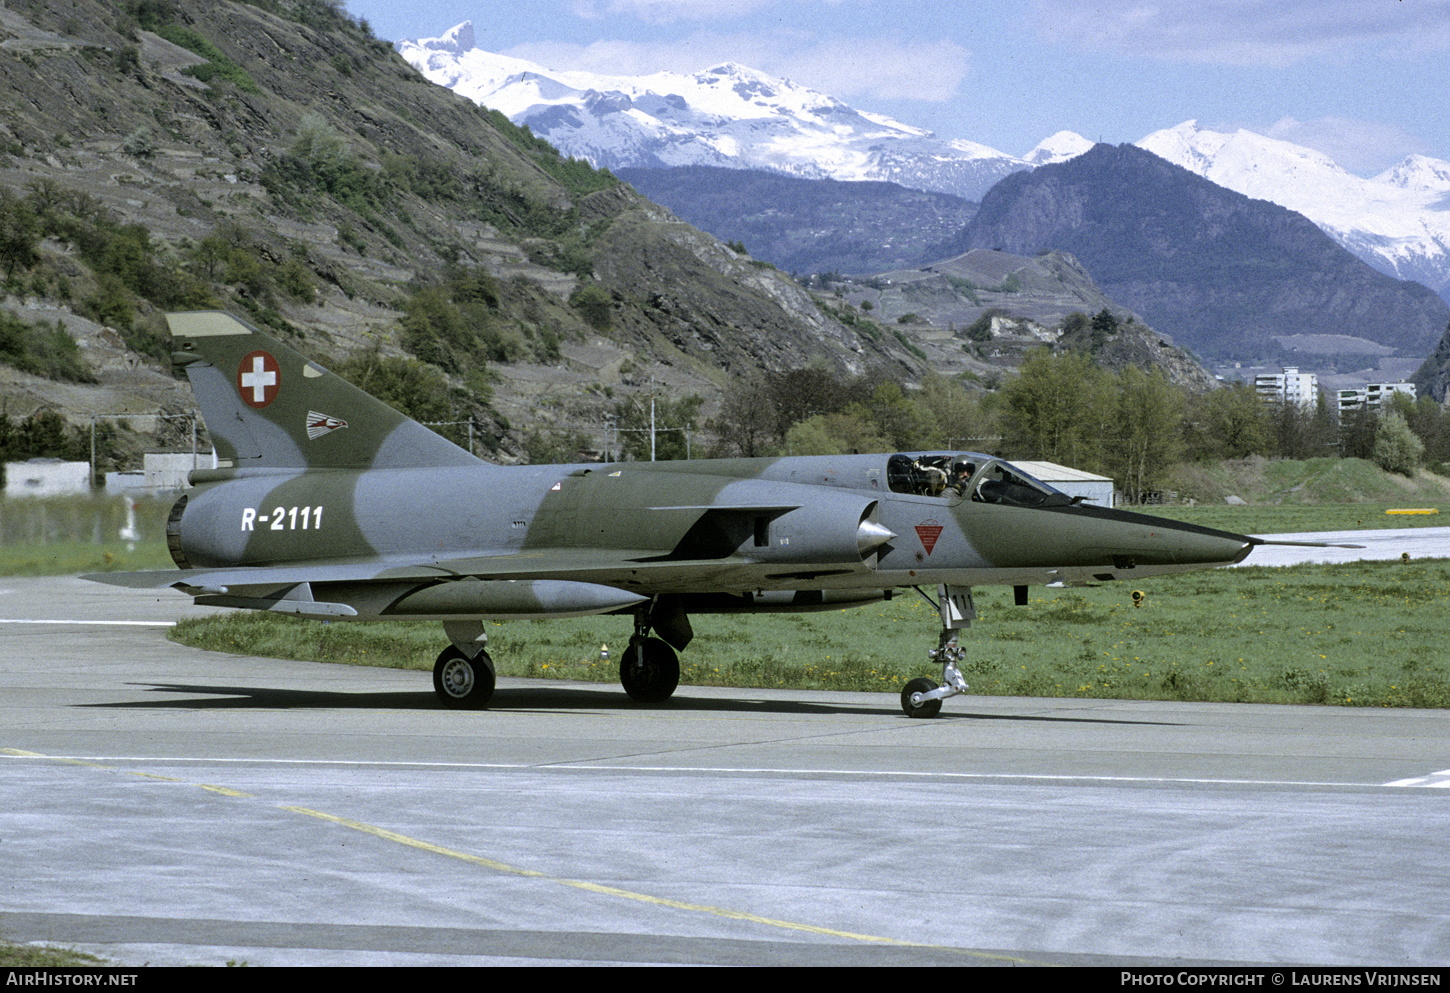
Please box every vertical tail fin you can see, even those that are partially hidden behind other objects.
[167,311,481,472]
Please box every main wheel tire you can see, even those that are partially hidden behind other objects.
[620,637,680,703]
[434,646,496,710]
[901,676,942,718]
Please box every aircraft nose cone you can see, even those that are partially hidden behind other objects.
[1161,521,1255,566]
[856,519,897,556]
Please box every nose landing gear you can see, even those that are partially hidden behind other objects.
[901,585,975,718]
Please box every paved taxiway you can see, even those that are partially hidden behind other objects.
[3,573,1450,966]
[1243,525,1450,567]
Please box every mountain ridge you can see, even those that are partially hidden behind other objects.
[616,165,979,276]
[397,21,1045,203]
[945,144,1450,363]
[400,26,1450,306]
[0,0,927,461]
[1138,121,1450,303]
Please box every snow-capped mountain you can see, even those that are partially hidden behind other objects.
[399,26,1450,302]
[1137,121,1450,301]
[397,22,1032,202]
[1024,131,1095,167]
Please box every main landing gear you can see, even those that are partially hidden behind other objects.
[430,599,691,710]
[434,620,497,710]
[901,585,975,718]
[620,598,682,703]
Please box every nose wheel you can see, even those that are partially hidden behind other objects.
[901,677,942,718]
[900,584,976,717]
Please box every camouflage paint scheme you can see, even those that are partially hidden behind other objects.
[87,312,1271,716]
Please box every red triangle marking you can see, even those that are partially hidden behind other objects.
[914,523,944,555]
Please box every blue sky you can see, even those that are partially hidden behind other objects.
[343,0,1450,177]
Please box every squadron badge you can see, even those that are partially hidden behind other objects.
[306,411,348,440]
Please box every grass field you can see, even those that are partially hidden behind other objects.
[0,495,173,575]
[170,556,1450,708]
[7,468,1449,709]
[0,939,105,967]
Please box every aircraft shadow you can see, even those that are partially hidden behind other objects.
[88,682,1183,726]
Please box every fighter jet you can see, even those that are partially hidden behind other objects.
[86,311,1297,717]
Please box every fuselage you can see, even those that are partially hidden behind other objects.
[172,452,1255,603]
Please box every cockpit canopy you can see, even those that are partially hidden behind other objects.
[886,453,1074,508]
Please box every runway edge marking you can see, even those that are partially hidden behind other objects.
[1383,768,1450,788]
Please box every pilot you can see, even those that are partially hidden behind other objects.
[950,461,975,494]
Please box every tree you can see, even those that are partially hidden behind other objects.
[1374,409,1424,476]
[862,381,931,450]
[784,415,845,456]
[9,410,85,462]
[916,371,996,451]
[570,283,612,331]
[614,393,703,461]
[1185,382,1269,460]
[398,287,469,371]
[1090,308,1120,350]
[1339,404,1377,461]
[707,375,778,458]
[1107,365,1184,503]
[291,111,351,173]
[765,367,863,440]
[1407,396,1449,466]
[0,188,40,280]
[965,308,1007,343]
[332,348,453,426]
[998,348,1112,470]
[1267,396,1326,459]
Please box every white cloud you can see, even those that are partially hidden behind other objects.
[766,36,971,102]
[1029,0,1450,66]
[507,31,970,103]
[1260,116,1429,177]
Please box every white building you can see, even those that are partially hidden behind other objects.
[1254,367,1319,409]
[3,459,91,497]
[1337,382,1416,415]
[105,451,217,494]
[1013,460,1115,508]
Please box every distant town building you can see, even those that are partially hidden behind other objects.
[3,459,90,497]
[1254,367,1319,409]
[1337,382,1416,415]
[104,451,217,495]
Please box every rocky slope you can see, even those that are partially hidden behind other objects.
[0,0,919,458]
[616,166,979,276]
[833,249,1217,392]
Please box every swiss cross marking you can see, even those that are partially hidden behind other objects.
[914,520,944,555]
[238,350,280,408]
